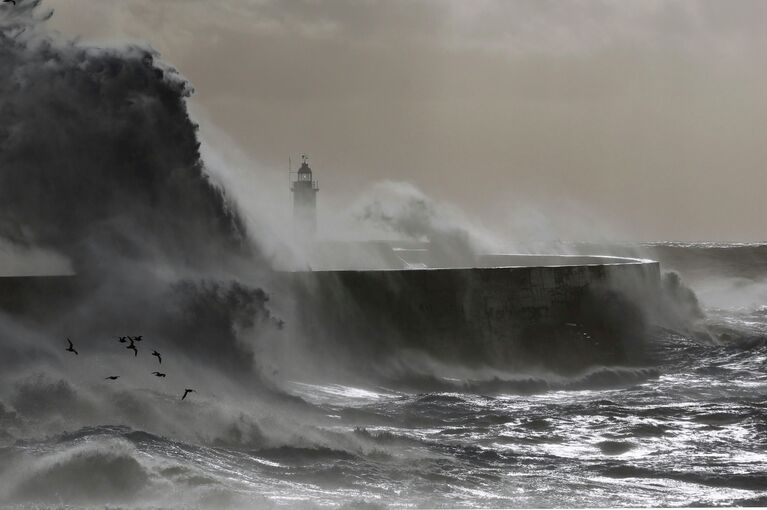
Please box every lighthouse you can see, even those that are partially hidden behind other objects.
[290,154,319,237]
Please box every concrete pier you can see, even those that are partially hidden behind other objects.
[1,249,661,373]
[0,275,78,318]
[290,253,661,372]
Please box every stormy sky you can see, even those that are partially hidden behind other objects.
[49,0,767,242]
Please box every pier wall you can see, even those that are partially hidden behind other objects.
[290,255,661,372]
[1,253,662,373]
[0,275,78,318]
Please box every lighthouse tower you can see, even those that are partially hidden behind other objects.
[290,154,319,237]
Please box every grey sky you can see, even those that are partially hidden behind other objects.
[49,0,767,241]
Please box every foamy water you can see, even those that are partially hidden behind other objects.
[2,304,766,509]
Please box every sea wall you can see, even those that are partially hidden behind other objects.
[0,275,78,319]
[289,255,661,372]
[1,253,662,373]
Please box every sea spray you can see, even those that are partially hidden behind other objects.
[0,1,287,447]
[0,1,248,272]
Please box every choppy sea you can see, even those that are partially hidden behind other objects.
[1,243,766,509]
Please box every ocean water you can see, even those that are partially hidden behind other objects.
[1,244,766,509]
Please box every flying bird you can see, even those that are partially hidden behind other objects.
[65,338,78,355]
[130,335,143,342]
[152,350,162,364]
[117,336,128,343]
[126,339,138,357]
[152,371,166,378]
[105,376,119,380]
[181,388,195,400]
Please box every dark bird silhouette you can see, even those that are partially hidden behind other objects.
[3,0,17,6]
[152,371,166,378]
[126,339,138,357]
[65,338,78,355]
[117,336,128,343]
[152,350,162,364]
[105,376,119,380]
[130,335,143,342]
[181,388,195,400]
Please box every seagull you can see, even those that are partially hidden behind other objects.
[105,376,119,380]
[117,336,128,343]
[126,339,138,357]
[152,371,166,378]
[130,335,143,342]
[65,338,78,355]
[181,388,195,400]
[152,350,162,364]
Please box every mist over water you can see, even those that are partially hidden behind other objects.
[1,3,766,509]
